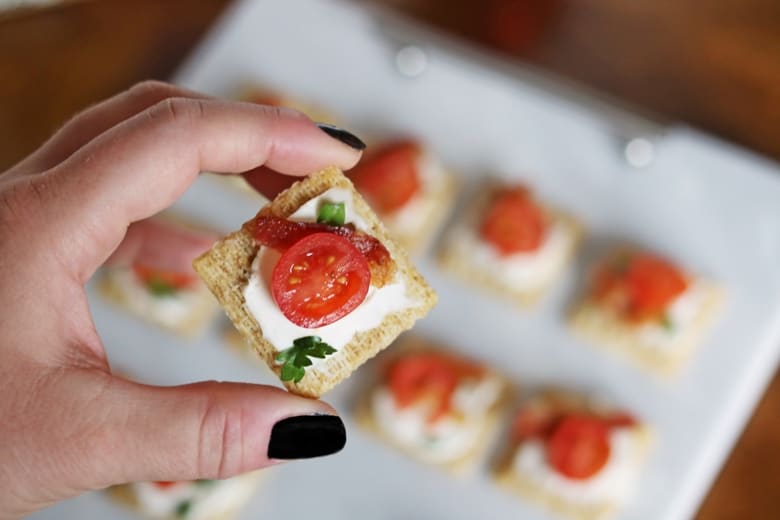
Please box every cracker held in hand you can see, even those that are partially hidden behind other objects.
[193,167,437,397]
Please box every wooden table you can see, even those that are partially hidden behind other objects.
[1,1,778,518]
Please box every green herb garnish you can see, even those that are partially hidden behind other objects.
[660,314,674,331]
[317,201,346,226]
[194,479,216,487]
[147,277,177,298]
[275,336,336,383]
[175,500,192,518]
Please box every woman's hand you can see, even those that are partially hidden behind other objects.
[0,81,364,518]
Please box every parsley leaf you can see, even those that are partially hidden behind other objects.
[146,277,177,298]
[194,479,216,487]
[660,314,674,331]
[317,201,346,226]
[175,500,192,518]
[275,336,337,383]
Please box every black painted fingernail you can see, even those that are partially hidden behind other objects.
[317,123,366,151]
[268,415,346,459]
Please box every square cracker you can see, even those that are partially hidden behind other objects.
[438,182,583,307]
[193,167,437,397]
[354,335,512,475]
[568,251,724,377]
[493,390,653,520]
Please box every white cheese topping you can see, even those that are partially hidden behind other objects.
[132,475,259,520]
[371,375,503,463]
[635,280,710,351]
[512,428,640,505]
[382,150,447,234]
[242,187,415,353]
[107,268,201,328]
[447,216,574,291]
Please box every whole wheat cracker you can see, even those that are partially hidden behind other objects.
[389,170,459,254]
[438,182,583,307]
[493,390,653,520]
[568,252,725,377]
[193,166,437,397]
[354,335,512,475]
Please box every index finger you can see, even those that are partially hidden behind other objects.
[30,97,364,282]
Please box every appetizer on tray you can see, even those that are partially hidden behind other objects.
[108,473,262,520]
[99,220,219,338]
[356,336,510,474]
[348,139,457,253]
[569,249,724,376]
[193,167,437,397]
[494,391,651,520]
[439,181,582,306]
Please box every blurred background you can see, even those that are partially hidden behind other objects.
[2,1,779,519]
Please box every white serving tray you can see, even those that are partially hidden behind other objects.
[31,1,780,519]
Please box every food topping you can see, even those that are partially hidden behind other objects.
[133,265,197,297]
[275,336,337,383]
[594,252,688,323]
[350,141,422,214]
[480,186,547,255]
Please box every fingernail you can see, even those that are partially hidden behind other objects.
[268,415,346,459]
[316,123,366,151]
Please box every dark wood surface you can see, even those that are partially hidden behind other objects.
[1,1,778,518]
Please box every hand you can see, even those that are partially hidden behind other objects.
[0,81,364,518]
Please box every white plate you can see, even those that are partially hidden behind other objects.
[32,1,780,519]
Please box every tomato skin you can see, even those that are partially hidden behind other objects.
[133,265,196,290]
[388,353,483,423]
[511,404,559,442]
[546,414,611,480]
[480,187,547,255]
[253,216,396,287]
[350,141,422,214]
[271,233,370,328]
[152,481,177,489]
[594,252,688,322]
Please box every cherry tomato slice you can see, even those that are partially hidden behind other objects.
[133,265,196,291]
[595,252,688,322]
[546,414,611,480]
[271,233,370,328]
[350,141,422,213]
[388,353,482,423]
[480,187,546,255]
[152,481,177,489]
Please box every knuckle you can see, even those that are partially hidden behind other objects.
[128,79,177,103]
[149,96,207,126]
[196,396,245,479]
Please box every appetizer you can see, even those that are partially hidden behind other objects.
[439,181,582,306]
[193,167,437,397]
[108,473,262,520]
[569,249,724,376]
[495,391,651,520]
[99,221,219,338]
[349,139,457,253]
[356,337,510,474]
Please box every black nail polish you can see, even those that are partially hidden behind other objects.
[268,415,346,459]
[317,123,366,151]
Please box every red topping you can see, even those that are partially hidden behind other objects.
[271,233,371,328]
[511,404,559,442]
[480,186,547,255]
[253,217,396,287]
[350,141,422,214]
[594,252,688,323]
[132,265,196,290]
[388,353,484,423]
[152,481,177,489]
[547,414,611,480]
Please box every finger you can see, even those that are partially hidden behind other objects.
[242,166,299,200]
[25,97,364,282]
[105,218,216,273]
[78,376,346,488]
[5,80,209,178]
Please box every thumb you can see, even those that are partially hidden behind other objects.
[76,374,346,489]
